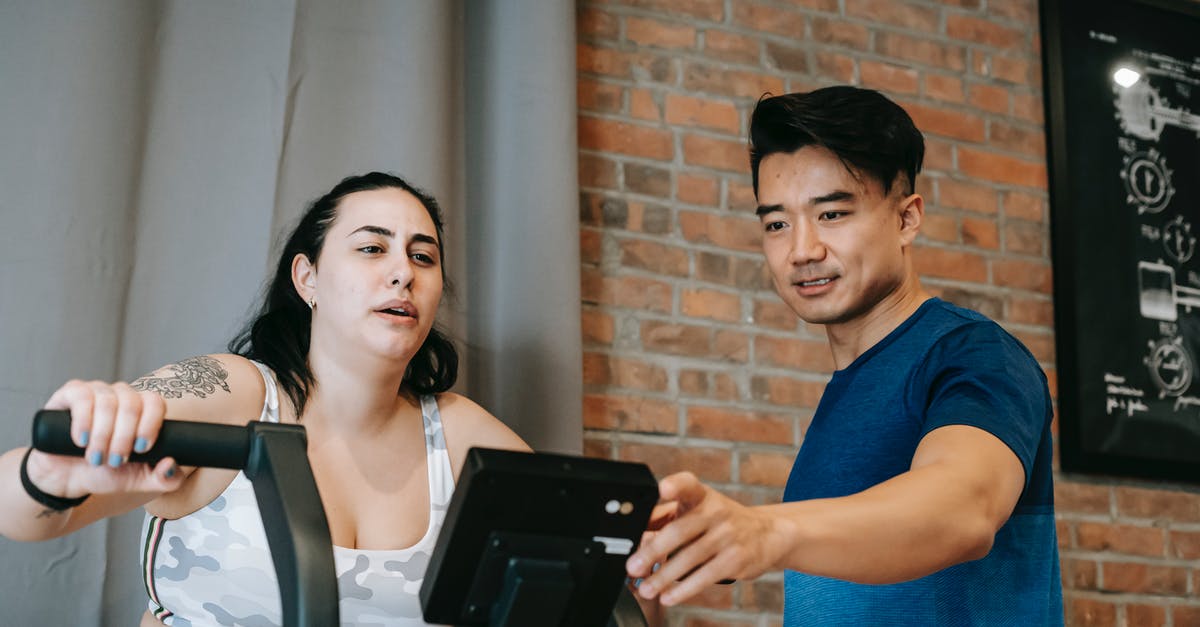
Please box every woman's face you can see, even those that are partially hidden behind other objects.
[296,187,444,364]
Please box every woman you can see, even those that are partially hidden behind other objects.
[0,172,529,625]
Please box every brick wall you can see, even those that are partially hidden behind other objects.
[575,1,1200,625]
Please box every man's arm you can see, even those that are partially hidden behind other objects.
[627,424,1025,605]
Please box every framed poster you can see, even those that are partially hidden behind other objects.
[1042,0,1200,482]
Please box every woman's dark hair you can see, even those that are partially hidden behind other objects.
[749,86,925,197]
[229,171,458,416]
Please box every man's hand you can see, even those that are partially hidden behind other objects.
[625,472,786,606]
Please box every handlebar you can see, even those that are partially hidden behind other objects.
[32,409,250,469]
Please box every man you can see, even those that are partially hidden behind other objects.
[627,86,1062,624]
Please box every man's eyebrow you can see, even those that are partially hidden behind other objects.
[755,204,784,217]
[347,225,394,238]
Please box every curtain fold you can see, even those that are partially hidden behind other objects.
[0,1,579,623]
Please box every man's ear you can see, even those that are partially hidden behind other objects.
[898,193,924,247]
[291,253,317,303]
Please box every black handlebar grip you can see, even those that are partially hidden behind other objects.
[33,409,252,470]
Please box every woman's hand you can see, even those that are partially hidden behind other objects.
[26,380,185,499]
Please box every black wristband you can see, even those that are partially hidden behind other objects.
[20,448,90,511]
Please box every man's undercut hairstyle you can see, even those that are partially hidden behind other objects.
[749,86,925,198]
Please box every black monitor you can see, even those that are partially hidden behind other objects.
[419,448,659,627]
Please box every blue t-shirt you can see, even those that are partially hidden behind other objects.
[782,298,1063,625]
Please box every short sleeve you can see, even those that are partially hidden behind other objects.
[910,322,1052,487]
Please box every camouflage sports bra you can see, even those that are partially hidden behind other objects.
[139,361,452,626]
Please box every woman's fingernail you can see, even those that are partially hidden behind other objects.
[134,437,149,453]
[88,451,102,466]
[79,432,89,446]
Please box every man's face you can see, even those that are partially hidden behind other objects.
[756,146,919,327]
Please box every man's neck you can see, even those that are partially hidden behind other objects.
[825,280,931,370]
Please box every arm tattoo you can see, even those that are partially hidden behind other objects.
[131,355,232,399]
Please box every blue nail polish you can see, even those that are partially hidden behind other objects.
[134,437,149,453]
[88,451,102,466]
[79,432,89,446]
[108,453,123,468]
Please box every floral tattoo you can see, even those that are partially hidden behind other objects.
[131,356,231,399]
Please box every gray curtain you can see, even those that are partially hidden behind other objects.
[0,1,580,624]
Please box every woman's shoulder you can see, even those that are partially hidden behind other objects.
[132,353,268,426]
[432,392,530,453]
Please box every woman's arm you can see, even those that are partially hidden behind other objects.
[0,354,267,541]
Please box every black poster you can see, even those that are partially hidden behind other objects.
[1042,0,1200,482]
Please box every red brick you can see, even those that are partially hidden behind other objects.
[958,146,1047,188]
[1075,522,1165,557]
[938,178,998,214]
[584,393,676,433]
[679,210,761,253]
[626,16,696,50]
[1007,296,1054,327]
[1126,604,1167,627]
[684,134,750,173]
[846,0,937,32]
[619,238,689,276]
[666,94,740,134]
[860,60,920,95]
[579,116,673,160]
[877,32,966,71]
[686,407,793,444]
[992,55,1032,85]
[578,78,623,113]
[990,120,1045,157]
[1003,220,1044,255]
[969,83,1009,114]
[921,211,959,243]
[814,51,856,83]
[1100,562,1188,596]
[580,228,602,265]
[913,246,988,282]
[753,299,799,331]
[702,29,760,65]
[629,88,659,121]
[1116,487,1200,522]
[754,336,836,372]
[583,270,673,312]
[1071,598,1116,626]
[961,216,999,249]
[924,74,965,103]
[619,443,731,483]
[946,15,1026,50]
[901,101,986,142]
[739,451,794,487]
[1002,190,1045,222]
[713,330,750,363]
[581,309,614,345]
[641,320,712,357]
[681,288,742,322]
[992,259,1052,293]
[683,63,786,99]
[577,7,619,41]
[751,375,827,409]
[731,2,806,38]
[615,0,725,22]
[677,173,720,207]
[579,153,618,189]
[810,17,870,49]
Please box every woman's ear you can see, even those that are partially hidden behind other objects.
[291,253,317,305]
